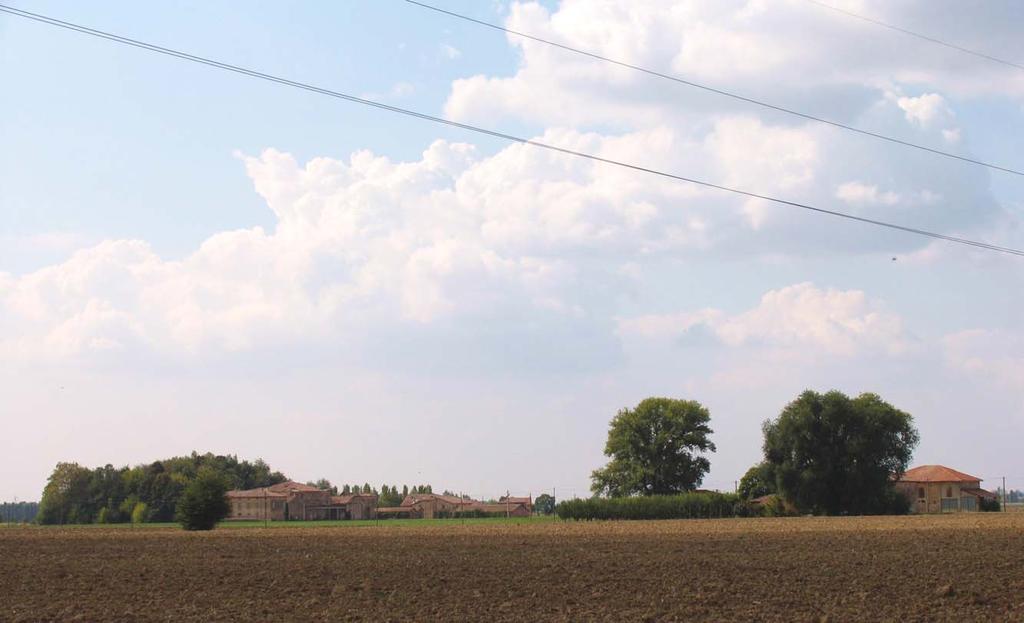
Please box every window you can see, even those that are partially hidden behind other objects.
[946,486,953,498]
[918,487,925,500]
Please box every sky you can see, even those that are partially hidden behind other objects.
[1,0,1022,502]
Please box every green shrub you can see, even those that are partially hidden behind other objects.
[881,488,912,515]
[97,507,110,524]
[175,471,230,531]
[980,497,1001,512]
[732,500,762,518]
[555,492,740,521]
[131,502,149,524]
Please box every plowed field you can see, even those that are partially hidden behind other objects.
[3,514,1023,622]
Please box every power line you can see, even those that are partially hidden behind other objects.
[1,4,1022,257]
[404,0,1024,179]
[805,0,1024,72]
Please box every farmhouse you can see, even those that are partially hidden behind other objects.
[498,495,534,513]
[895,465,997,513]
[375,493,534,519]
[227,481,378,521]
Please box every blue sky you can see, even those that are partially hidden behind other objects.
[2,1,1022,501]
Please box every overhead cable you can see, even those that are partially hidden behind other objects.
[1,4,1021,257]
[404,0,1024,179]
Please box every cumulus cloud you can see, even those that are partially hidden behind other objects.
[618,282,907,356]
[942,329,1024,388]
[896,93,953,128]
[445,0,1024,130]
[836,181,900,206]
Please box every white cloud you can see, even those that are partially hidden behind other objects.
[896,93,954,128]
[617,282,908,356]
[440,43,461,60]
[836,181,900,206]
[942,329,1024,388]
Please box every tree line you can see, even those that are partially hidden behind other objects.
[589,389,925,516]
[303,480,436,507]
[1,501,39,524]
[35,451,464,525]
[37,452,288,524]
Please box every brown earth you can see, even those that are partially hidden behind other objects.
[2,514,1024,622]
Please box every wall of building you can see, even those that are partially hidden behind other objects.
[287,490,333,520]
[228,496,286,521]
[897,481,982,514]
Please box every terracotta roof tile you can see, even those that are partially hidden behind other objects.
[898,465,983,483]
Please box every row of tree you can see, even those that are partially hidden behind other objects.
[36,452,458,525]
[37,452,288,524]
[303,480,436,507]
[590,390,921,515]
[1,501,39,524]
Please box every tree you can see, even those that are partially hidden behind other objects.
[534,493,556,515]
[591,397,716,497]
[175,470,230,531]
[38,462,93,524]
[738,462,776,500]
[131,502,148,524]
[762,390,919,515]
[310,479,338,495]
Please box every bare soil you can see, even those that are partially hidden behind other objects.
[2,514,1023,622]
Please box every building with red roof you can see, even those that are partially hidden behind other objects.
[895,465,997,513]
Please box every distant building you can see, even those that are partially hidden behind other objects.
[895,465,997,513]
[226,481,377,521]
[498,496,534,513]
[376,493,533,519]
[396,493,469,519]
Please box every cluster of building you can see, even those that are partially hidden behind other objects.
[227,463,998,522]
[226,482,532,522]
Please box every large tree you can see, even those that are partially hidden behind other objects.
[762,390,918,515]
[591,397,716,497]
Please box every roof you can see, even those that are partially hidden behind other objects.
[226,487,287,499]
[499,496,532,505]
[267,480,322,494]
[471,502,529,514]
[961,487,998,500]
[400,493,471,507]
[898,465,983,484]
[331,493,378,505]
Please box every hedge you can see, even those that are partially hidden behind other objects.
[555,492,744,521]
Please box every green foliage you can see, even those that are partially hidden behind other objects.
[534,493,556,515]
[556,492,739,520]
[979,497,1001,512]
[1,502,39,524]
[36,453,287,525]
[591,397,716,497]
[308,479,338,495]
[131,502,149,524]
[38,462,93,524]
[738,462,776,500]
[175,470,230,531]
[97,507,110,524]
[762,390,919,515]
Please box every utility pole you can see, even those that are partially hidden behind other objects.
[1003,476,1007,512]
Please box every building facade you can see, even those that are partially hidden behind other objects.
[895,465,997,514]
[227,481,377,521]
